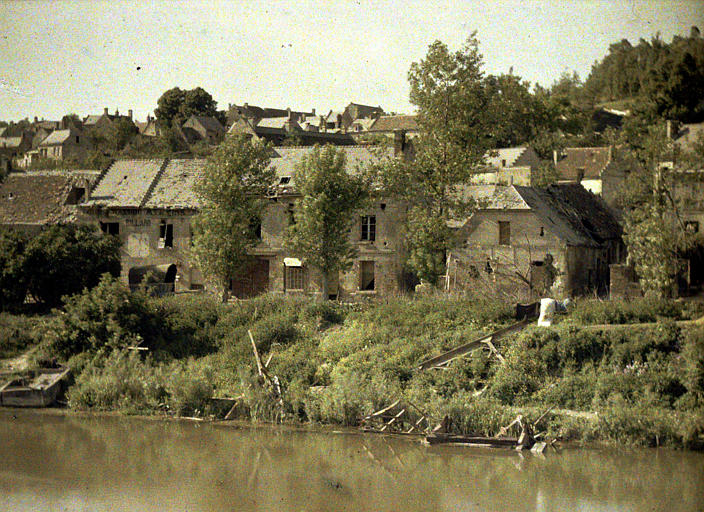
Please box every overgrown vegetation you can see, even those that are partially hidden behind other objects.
[6,278,702,449]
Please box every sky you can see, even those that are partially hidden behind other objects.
[0,0,702,122]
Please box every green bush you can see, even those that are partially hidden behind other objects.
[569,296,704,325]
[0,231,28,312]
[0,313,47,358]
[682,325,704,404]
[165,360,214,416]
[67,350,167,413]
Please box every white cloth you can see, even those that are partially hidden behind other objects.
[537,298,556,326]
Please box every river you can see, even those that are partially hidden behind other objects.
[1,409,702,512]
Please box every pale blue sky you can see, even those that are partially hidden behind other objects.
[0,0,702,122]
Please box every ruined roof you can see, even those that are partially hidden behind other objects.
[484,146,539,168]
[0,172,98,225]
[460,185,530,210]
[555,147,612,180]
[368,115,419,132]
[514,183,622,246]
[85,159,166,208]
[143,159,205,209]
[270,146,394,187]
[39,129,73,146]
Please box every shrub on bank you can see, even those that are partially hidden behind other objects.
[568,296,704,325]
[0,313,47,359]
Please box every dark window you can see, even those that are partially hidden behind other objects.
[361,215,376,241]
[100,222,119,236]
[249,218,262,240]
[159,220,174,248]
[498,221,510,246]
[279,176,291,185]
[75,136,80,144]
[360,261,375,290]
[501,159,507,167]
[285,266,304,291]
[685,221,699,233]
[65,187,85,205]
[540,226,544,237]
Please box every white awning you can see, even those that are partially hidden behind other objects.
[283,257,302,267]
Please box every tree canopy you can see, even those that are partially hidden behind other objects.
[192,134,276,300]
[284,145,369,299]
[154,86,218,127]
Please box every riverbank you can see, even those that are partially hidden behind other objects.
[2,276,704,449]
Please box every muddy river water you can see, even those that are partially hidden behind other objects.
[1,409,702,511]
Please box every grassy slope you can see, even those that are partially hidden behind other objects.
[4,289,704,448]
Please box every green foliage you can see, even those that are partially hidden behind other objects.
[682,325,704,404]
[0,231,28,311]
[43,275,162,359]
[154,86,217,127]
[568,296,703,324]
[192,134,276,296]
[532,161,560,188]
[285,145,370,296]
[0,313,47,358]
[22,225,121,308]
[403,207,454,285]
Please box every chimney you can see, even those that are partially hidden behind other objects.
[33,116,38,123]
[128,109,133,119]
[394,130,406,157]
[319,115,326,132]
[311,108,316,116]
[115,108,119,116]
[103,107,109,115]
[243,102,249,110]
[287,107,292,120]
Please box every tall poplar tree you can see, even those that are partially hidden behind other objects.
[284,145,369,299]
[192,134,276,301]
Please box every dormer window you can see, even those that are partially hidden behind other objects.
[279,176,291,185]
[8,192,14,200]
[65,187,85,205]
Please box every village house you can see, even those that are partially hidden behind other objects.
[36,127,91,162]
[225,103,314,128]
[0,170,100,234]
[554,146,628,208]
[182,115,225,144]
[83,108,135,134]
[470,146,542,186]
[228,111,358,146]
[450,183,624,300]
[80,146,404,298]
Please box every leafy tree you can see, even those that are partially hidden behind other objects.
[108,117,139,152]
[380,34,493,284]
[192,134,276,301]
[284,145,369,299]
[0,231,28,311]
[23,225,121,308]
[618,124,702,297]
[154,86,218,128]
[532,161,560,188]
[154,87,186,127]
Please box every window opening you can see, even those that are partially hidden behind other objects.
[285,266,304,291]
[361,215,376,241]
[360,261,375,291]
[159,220,174,248]
[279,176,291,185]
[498,221,511,246]
[100,222,119,236]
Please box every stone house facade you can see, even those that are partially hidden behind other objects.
[37,128,91,162]
[451,184,624,300]
[80,147,404,298]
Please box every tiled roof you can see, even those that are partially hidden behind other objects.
[368,115,418,132]
[256,117,294,129]
[270,146,394,186]
[0,137,23,148]
[187,115,224,133]
[514,184,622,246]
[39,129,73,146]
[556,147,612,180]
[0,172,98,225]
[83,115,104,126]
[143,159,205,209]
[85,159,166,208]
[459,185,530,210]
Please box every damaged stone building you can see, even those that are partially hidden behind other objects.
[80,146,405,299]
[450,183,624,300]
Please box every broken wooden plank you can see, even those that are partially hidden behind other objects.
[380,408,406,432]
[425,434,519,447]
[417,318,531,370]
[361,399,402,422]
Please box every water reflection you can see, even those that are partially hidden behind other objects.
[0,409,702,512]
